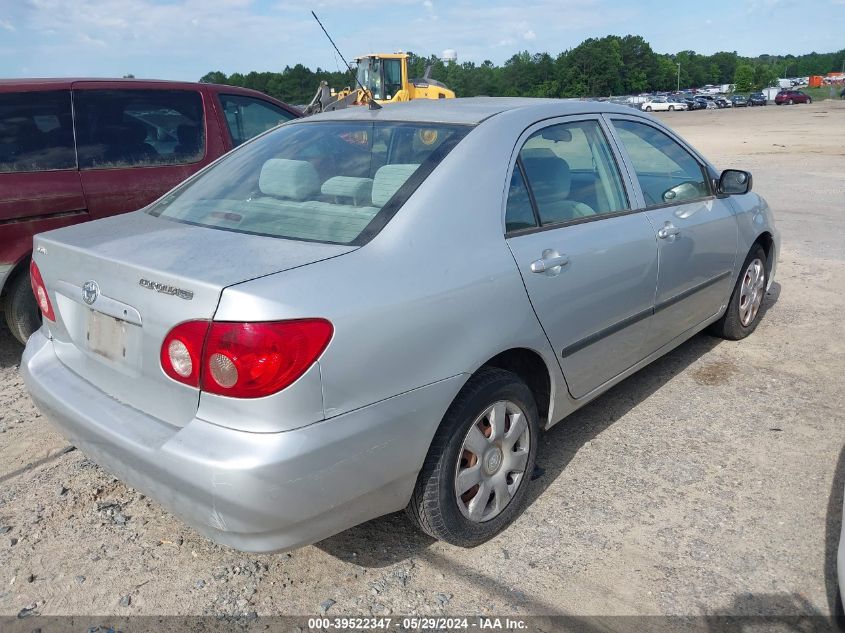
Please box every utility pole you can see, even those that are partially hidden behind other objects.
[677,63,681,92]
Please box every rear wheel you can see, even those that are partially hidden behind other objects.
[668,105,675,111]
[406,368,539,547]
[807,97,812,104]
[709,245,768,340]
[3,266,40,345]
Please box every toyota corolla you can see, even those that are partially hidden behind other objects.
[22,98,779,552]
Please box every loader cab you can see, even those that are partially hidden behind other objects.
[355,55,406,101]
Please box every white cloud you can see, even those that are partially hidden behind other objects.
[523,29,536,41]
[76,33,107,47]
[0,18,15,31]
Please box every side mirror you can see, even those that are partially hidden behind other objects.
[718,169,752,195]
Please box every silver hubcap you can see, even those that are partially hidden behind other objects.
[739,258,766,326]
[454,400,530,523]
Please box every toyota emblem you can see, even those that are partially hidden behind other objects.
[82,280,100,305]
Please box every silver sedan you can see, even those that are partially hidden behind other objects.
[22,98,779,552]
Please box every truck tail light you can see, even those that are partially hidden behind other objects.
[160,319,333,398]
[29,260,55,322]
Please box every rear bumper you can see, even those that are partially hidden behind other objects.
[22,329,465,552]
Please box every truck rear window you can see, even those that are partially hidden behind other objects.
[147,120,469,245]
[0,90,76,173]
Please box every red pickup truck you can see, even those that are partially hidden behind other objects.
[0,78,300,343]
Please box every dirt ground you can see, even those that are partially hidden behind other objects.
[1,101,843,623]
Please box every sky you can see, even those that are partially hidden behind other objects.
[0,0,843,81]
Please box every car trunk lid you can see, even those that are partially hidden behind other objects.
[34,211,355,428]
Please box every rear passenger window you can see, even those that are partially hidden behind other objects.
[0,91,76,172]
[612,120,709,206]
[219,95,296,147]
[518,120,628,226]
[505,166,537,232]
[74,89,205,169]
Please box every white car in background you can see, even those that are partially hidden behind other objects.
[640,97,687,112]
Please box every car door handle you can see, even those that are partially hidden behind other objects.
[530,250,570,274]
[657,222,681,239]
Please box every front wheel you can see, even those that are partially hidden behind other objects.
[406,368,539,547]
[709,245,768,340]
[645,106,652,112]
[806,97,812,104]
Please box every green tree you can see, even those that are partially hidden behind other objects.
[199,41,845,102]
[733,64,755,92]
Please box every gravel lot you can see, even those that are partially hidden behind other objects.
[1,101,843,624]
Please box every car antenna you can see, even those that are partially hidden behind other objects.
[311,11,382,110]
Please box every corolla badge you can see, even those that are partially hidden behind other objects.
[139,278,194,300]
[82,280,100,305]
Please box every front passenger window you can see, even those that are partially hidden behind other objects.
[612,120,709,206]
[219,95,296,147]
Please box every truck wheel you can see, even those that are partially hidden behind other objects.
[4,267,41,345]
[709,244,768,341]
[406,367,539,547]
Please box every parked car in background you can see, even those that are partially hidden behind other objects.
[683,96,704,110]
[775,90,812,105]
[22,98,778,553]
[730,95,748,107]
[748,93,767,106]
[0,78,301,343]
[695,96,717,110]
[640,96,687,112]
[714,96,732,109]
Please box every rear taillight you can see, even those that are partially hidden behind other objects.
[29,260,55,322]
[160,320,210,387]
[160,319,333,398]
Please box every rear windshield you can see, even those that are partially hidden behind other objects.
[147,120,469,245]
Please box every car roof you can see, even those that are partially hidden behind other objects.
[0,77,203,88]
[0,78,299,111]
[298,97,640,125]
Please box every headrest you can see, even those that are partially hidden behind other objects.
[372,164,419,207]
[259,159,320,201]
[321,176,373,205]
[521,154,571,198]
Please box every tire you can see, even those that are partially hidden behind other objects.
[406,367,540,547]
[645,106,652,112]
[3,266,41,345]
[709,244,768,341]
[788,99,793,105]
[807,97,812,104]
[668,105,675,111]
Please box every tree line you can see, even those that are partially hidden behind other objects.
[200,35,845,104]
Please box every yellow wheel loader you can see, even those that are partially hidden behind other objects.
[304,53,455,115]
